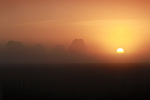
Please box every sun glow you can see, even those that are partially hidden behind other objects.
[117,48,124,53]
[95,20,146,54]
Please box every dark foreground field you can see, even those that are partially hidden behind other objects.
[1,63,150,100]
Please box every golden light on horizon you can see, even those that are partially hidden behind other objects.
[117,48,124,54]
[95,19,146,54]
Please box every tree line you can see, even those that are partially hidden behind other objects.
[0,39,97,63]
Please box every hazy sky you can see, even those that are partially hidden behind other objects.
[0,0,150,55]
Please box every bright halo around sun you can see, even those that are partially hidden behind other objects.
[117,48,124,54]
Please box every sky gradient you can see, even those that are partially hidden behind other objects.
[0,0,150,57]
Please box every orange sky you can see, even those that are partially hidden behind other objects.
[0,0,150,57]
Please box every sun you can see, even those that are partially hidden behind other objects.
[117,48,124,53]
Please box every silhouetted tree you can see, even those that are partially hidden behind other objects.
[5,41,25,52]
[6,41,16,49]
[28,44,47,63]
[4,41,27,63]
[30,44,45,53]
[69,39,87,54]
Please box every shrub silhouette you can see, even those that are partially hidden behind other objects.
[5,41,25,53]
[69,39,87,54]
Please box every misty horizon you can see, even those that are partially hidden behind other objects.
[0,0,150,63]
[0,39,148,64]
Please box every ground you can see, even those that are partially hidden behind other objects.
[1,63,150,100]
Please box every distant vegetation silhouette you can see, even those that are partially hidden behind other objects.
[0,39,95,63]
[69,39,87,54]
